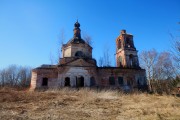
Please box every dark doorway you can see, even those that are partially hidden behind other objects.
[42,77,48,86]
[90,77,96,87]
[76,76,84,87]
[65,77,70,86]
[118,77,124,85]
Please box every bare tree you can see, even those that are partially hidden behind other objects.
[98,57,104,67]
[56,29,66,64]
[103,47,111,67]
[98,45,112,67]
[58,28,65,46]
[49,51,55,64]
[172,39,180,71]
[140,49,178,92]
[154,52,176,80]
[139,49,158,91]
[49,29,65,64]
[0,69,5,86]
[18,66,31,86]
[140,49,158,80]
[83,33,92,46]
[6,65,19,86]
[0,65,31,87]
[169,23,180,71]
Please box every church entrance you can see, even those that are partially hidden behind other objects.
[64,77,70,86]
[76,76,84,87]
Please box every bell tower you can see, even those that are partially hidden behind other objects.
[115,30,140,68]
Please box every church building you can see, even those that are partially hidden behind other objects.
[30,21,147,91]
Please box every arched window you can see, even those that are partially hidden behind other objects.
[129,54,133,67]
[75,51,84,57]
[90,77,96,86]
[126,38,131,48]
[65,77,70,86]
[42,77,48,86]
[126,37,134,48]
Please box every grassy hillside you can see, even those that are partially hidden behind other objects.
[0,88,179,120]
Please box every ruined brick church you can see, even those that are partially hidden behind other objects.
[30,21,147,90]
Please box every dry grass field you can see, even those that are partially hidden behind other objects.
[0,87,180,120]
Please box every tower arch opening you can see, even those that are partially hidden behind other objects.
[129,54,134,67]
[75,51,84,57]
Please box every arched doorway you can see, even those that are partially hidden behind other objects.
[90,77,96,87]
[76,76,84,87]
[64,77,70,87]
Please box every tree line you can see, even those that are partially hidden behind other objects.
[139,31,180,93]
[139,48,180,94]
[0,65,31,87]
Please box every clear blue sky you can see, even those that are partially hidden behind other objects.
[0,0,179,68]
